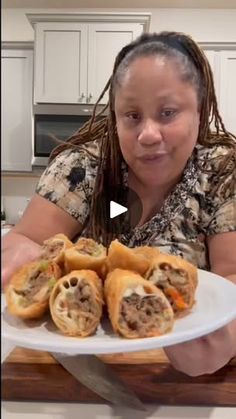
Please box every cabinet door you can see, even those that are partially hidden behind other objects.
[87,23,143,105]
[34,22,88,104]
[203,50,220,100]
[1,50,33,171]
[218,51,236,135]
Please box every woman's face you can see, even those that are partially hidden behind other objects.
[114,55,200,188]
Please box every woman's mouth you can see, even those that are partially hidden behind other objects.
[138,153,168,163]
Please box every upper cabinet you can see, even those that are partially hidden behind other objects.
[28,13,151,105]
[1,48,33,171]
[34,22,88,104]
[202,47,236,136]
[218,51,236,135]
[87,23,142,104]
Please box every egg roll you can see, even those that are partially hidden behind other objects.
[106,239,160,276]
[41,233,73,267]
[49,270,104,337]
[64,238,107,278]
[5,260,61,319]
[105,268,174,339]
[145,253,198,316]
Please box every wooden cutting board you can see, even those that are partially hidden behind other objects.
[2,347,236,406]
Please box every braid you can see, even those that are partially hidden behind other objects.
[48,31,235,245]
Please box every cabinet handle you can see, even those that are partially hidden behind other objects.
[87,93,93,103]
[78,93,85,102]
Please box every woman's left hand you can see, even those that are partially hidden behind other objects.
[165,233,236,376]
[164,318,236,376]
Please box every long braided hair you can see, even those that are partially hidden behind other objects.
[49,31,236,245]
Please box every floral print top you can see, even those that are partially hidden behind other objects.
[36,141,236,270]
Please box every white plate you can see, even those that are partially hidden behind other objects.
[2,269,236,355]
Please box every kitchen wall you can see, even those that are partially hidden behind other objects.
[2,6,236,224]
[2,8,236,42]
[2,175,39,224]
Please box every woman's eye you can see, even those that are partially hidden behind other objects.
[126,113,140,121]
[160,109,177,119]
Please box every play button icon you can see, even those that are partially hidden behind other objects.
[110,201,127,219]
[96,184,143,237]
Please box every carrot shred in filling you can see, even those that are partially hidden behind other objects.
[165,287,188,309]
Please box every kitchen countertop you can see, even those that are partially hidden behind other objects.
[2,339,236,419]
[2,402,236,419]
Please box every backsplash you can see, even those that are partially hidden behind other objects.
[2,175,40,225]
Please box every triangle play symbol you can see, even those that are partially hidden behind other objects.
[110,200,128,219]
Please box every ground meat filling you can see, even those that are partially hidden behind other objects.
[60,278,96,330]
[15,269,51,305]
[42,241,64,260]
[77,245,95,255]
[119,293,170,337]
[148,263,190,311]
[76,244,102,257]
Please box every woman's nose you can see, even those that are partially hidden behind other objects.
[137,119,163,146]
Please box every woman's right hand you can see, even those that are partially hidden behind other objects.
[2,231,42,288]
[2,194,83,289]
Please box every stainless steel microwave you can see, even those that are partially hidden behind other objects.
[32,104,105,167]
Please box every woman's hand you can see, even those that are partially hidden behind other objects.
[2,231,42,288]
[2,194,83,288]
[165,232,236,376]
[164,318,236,376]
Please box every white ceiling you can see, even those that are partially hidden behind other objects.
[2,0,236,9]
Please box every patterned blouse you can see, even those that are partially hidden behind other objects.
[36,141,236,270]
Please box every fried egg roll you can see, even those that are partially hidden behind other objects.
[64,238,107,278]
[5,260,61,319]
[49,270,104,337]
[106,240,160,276]
[41,233,73,266]
[105,269,174,339]
[145,253,198,316]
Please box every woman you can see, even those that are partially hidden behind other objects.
[2,31,236,376]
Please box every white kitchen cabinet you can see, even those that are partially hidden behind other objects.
[202,49,220,100]
[87,23,142,104]
[1,49,33,171]
[33,21,143,105]
[34,22,88,104]
[218,51,236,135]
[202,47,236,136]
